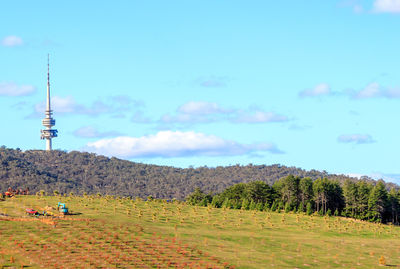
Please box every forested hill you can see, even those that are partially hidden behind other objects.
[0,147,395,199]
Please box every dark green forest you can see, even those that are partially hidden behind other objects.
[0,147,397,200]
[187,176,400,224]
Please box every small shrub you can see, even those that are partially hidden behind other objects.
[284,203,291,213]
[334,208,339,216]
[249,200,256,210]
[326,209,332,216]
[318,208,324,216]
[379,255,386,266]
[241,199,250,210]
[256,202,264,211]
[270,201,277,212]
[306,202,313,215]
[278,201,284,211]
[298,202,304,212]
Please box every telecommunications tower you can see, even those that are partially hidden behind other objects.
[40,55,58,150]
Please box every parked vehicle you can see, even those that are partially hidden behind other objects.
[26,208,39,216]
[57,202,69,215]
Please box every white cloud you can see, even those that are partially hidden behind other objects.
[178,101,227,115]
[373,0,400,13]
[73,126,122,138]
[344,173,365,179]
[160,101,288,125]
[53,96,80,113]
[1,35,23,47]
[0,82,35,96]
[84,130,283,158]
[298,82,400,100]
[32,95,144,117]
[354,82,382,98]
[235,111,288,123]
[299,83,331,97]
[160,113,215,124]
[353,83,400,99]
[337,134,376,144]
[384,87,400,98]
[160,101,229,125]
[345,172,400,184]
[34,96,79,114]
[370,172,400,184]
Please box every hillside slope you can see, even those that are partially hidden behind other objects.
[0,147,392,199]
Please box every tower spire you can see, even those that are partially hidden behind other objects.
[47,54,50,113]
[41,54,58,150]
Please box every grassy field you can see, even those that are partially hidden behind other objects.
[0,195,399,268]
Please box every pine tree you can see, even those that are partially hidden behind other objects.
[368,181,389,222]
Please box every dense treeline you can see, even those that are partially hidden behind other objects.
[0,147,397,200]
[186,176,400,224]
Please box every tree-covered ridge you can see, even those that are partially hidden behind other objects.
[187,176,400,224]
[0,146,397,199]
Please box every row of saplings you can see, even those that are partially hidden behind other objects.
[186,176,400,224]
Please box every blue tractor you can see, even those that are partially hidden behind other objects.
[57,202,69,215]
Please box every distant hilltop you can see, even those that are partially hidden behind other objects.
[0,146,396,199]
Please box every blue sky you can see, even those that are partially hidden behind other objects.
[1,0,400,183]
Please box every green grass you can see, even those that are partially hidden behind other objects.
[1,195,399,268]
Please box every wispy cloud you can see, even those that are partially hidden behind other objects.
[31,95,144,118]
[338,0,364,13]
[195,76,229,88]
[160,101,231,125]
[159,101,289,126]
[340,0,400,14]
[337,134,376,144]
[353,82,381,98]
[370,172,400,184]
[344,173,365,179]
[345,171,400,184]
[160,113,219,124]
[1,35,23,47]
[131,111,152,123]
[84,130,284,158]
[299,83,332,98]
[234,111,288,123]
[33,96,98,115]
[373,0,400,13]
[353,82,400,99]
[0,82,35,96]
[353,4,364,13]
[300,82,400,100]
[178,101,229,115]
[73,126,122,138]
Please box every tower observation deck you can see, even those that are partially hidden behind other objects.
[40,55,58,150]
